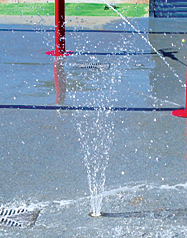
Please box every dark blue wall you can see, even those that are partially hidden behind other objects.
[150,0,187,17]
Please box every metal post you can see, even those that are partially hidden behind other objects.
[172,61,187,118]
[46,0,73,56]
[55,0,65,55]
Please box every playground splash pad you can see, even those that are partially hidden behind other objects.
[1,5,187,237]
[1,109,187,237]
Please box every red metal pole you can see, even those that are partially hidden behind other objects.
[55,0,65,55]
[46,0,73,56]
[185,66,187,110]
[172,60,187,117]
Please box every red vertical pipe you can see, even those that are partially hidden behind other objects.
[55,0,65,55]
[172,60,187,117]
[185,63,187,111]
[46,0,73,56]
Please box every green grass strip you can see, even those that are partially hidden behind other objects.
[0,3,54,16]
[65,3,148,17]
[0,3,149,17]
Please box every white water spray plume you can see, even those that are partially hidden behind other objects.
[101,0,179,79]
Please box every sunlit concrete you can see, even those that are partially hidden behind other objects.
[1,16,187,237]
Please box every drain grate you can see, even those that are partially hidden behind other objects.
[0,208,40,228]
[75,63,110,70]
[0,216,22,227]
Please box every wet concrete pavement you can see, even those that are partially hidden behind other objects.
[1,16,187,237]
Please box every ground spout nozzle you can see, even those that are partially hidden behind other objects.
[88,212,102,217]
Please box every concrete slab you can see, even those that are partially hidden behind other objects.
[0,15,121,28]
[1,15,187,237]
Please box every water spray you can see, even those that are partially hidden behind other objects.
[102,0,187,117]
[101,0,179,78]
